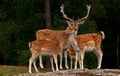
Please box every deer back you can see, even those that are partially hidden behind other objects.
[69,32,105,55]
[29,39,63,54]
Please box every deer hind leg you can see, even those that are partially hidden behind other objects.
[29,57,33,73]
[94,48,103,69]
[53,54,59,71]
[33,54,39,73]
[29,54,39,73]
[50,56,55,71]
[33,59,39,73]
[64,50,69,69]
[39,55,44,68]
[97,50,103,69]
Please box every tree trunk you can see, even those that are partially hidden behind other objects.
[44,0,51,29]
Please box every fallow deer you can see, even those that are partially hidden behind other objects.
[68,31,105,69]
[29,24,80,73]
[60,4,91,35]
[28,37,63,73]
[36,4,91,69]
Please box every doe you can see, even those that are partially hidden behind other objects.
[68,31,105,69]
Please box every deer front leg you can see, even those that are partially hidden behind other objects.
[74,51,79,69]
[59,52,63,69]
[50,56,55,72]
[70,57,73,69]
[53,54,59,71]
[80,51,84,70]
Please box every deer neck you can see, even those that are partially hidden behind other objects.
[62,33,76,50]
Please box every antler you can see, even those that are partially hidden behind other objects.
[60,4,73,21]
[79,5,91,21]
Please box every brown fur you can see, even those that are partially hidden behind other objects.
[29,39,63,54]
[29,38,63,73]
[68,31,105,69]
[29,25,77,73]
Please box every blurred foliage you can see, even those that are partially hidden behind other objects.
[78,20,98,34]
[17,50,30,66]
[84,52,97,69]
[0,0,119,69]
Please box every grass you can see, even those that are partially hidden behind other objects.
[0,65,28,76]
[0,65,120,76]
[0,65,52,76]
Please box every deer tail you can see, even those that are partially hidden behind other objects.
[28,42,32,49]
[100,31,105,39]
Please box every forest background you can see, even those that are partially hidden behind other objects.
[0,0,119,69]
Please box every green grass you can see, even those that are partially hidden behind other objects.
[0,65,28,76]
[0,65,51,76]
[0,69,22,76]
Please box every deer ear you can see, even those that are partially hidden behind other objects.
[78,20,85,25]
[66,20,72,26]
[80,21,85,25]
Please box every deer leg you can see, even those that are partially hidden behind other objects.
[53,54,59,71]
[33,55,39,73]
[50,56,55,71]
[29,57,33,73]
[94,48,103,69]
[78,56,81,69]
[33,59,39,73]
[29,54,39,73]
[80,51,84,70]
[74,51,80,69]
[39,55,44,68]
[70,57,73,69]
[71,42,81,69]
[64,50,69,69]
[59,52,63,69]
[97,51,103,69]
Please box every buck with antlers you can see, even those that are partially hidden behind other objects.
[60,4,91,35]
[68,31,105,69]
[35,4,91,69]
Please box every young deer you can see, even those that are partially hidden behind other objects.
[68,31,105,69]
[36,4,91,69]
[28,37,63,73]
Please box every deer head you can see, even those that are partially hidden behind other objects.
[60,4,91,35]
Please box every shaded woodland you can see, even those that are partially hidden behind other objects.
[0,0,119,69]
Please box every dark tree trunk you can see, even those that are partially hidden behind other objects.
[44,0,51,29]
